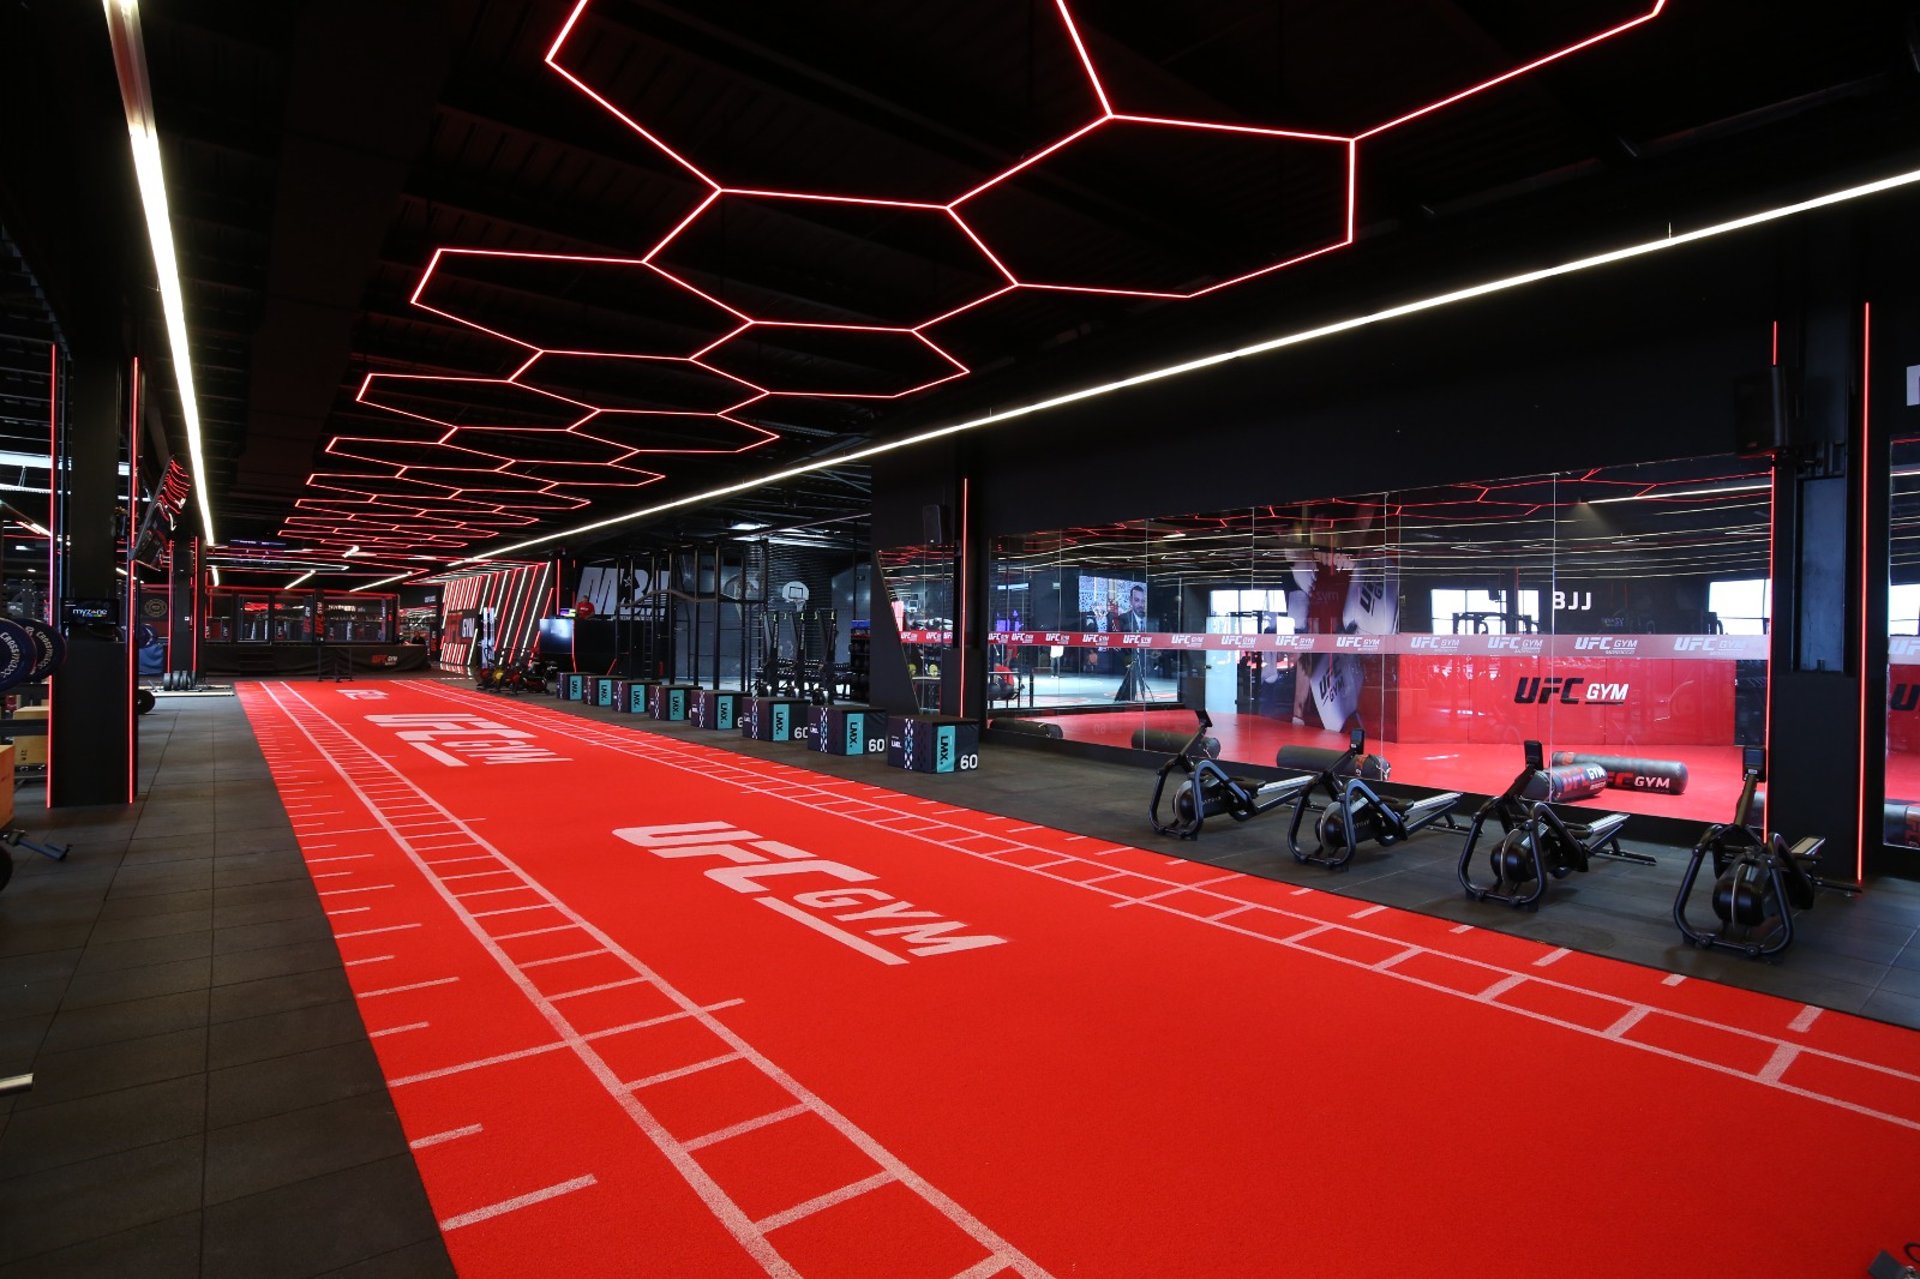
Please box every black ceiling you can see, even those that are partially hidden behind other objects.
[14,0,1920,578]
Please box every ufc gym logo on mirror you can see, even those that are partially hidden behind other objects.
[1512,676,1630,705]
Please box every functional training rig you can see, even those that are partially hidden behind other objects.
[754,608,839,705]
[1288,728,1460,870]
[1456,740,1653,909]
[1148,709,1314,840]
[1673,747,1854,960]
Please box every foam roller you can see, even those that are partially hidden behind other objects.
[1131,727,1219,759]
[1275,744,1390,781]
[1521,763,1608,803]
[992,718,1064,741]
[1883,800,1920,848]
[1550,751,1688,795]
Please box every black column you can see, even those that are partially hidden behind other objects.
[1766,221,1870,875]
[50,354,133,806]
[167,533,199,680]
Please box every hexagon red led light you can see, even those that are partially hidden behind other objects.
[698,324,968,400]
[284,2,1669,564]
[548,0,1664,305]
[647,192,1011,328]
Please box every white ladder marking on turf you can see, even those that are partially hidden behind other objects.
[360,977,460,998]
[439,1175,598,1231]
[1349,904,1386,919]
[370,1021,430,1039]
[410,1124,483,1150]
[1661,973,1687,987]
[683,1105,810,1152]
[259,680,1051,1279]
[1758,1042,1803,1083]
[1788,1005,1823,1033]
[626,1053,743,1090]
[336,923,422,939]
[1532,947,1571,967]
[754,1171,895,1233]
[1603,1007,1652,1039]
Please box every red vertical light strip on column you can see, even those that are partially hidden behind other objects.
[127,358,139,802]
[1857,301,1871,878]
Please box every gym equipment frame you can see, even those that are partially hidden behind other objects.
[1288,727,1461,870]
[1673,747,1856,960]
[1147,709,1313,840]
[1457,740,1653,909]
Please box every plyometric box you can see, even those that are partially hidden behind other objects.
[591,677,619,707]
[625,680,660,714]
[807,704,888,757]
[563,673,587,701]
[690,689,746,731]
[649,684,695,721]
[742,697,809,743]
[886,715,979,774]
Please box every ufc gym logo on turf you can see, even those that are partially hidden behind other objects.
[365,713,569,767]
[614,822,1006,966]
[1512,677,1629,705]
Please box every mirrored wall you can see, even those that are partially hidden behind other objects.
[1888,438,1920,848]
[912,454,1772,823]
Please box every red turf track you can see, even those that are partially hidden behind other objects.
[240,679,1920,1278]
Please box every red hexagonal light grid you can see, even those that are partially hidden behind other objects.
[283,2,1667,561]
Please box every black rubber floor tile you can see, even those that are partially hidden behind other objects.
[11,1026,207,1111]
[58,956,213,1011]
[0,1136,202,1265]
[208,966,352,1025]
[200,1155,440,1279]
[74,929,214,976]
[39,990,209,1056]
[92,888,214,922]
[107,863,214,897]
[212,877,316,906]
[0,923,95,959]
[1861,985,1920,1025]
[213,913,333,956]
[317,1238,457,1278]
[0,950,81,986]
[209,896,322,931]
[117,838,214,868]
[0,979,67,1022]
[84,908,213,946]
[0,1209,200,1279]
[0,1074,206,1175]
[0,1014,51,1073]
[207,1038,386,1129]
[212,855,314,889]
[206,1000,367,1071]
[204,1091,409,1206]
[211,939,349,988]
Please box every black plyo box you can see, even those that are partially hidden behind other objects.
[807,704,888,756]
[886,715,979,774]
[742,697,809,742]
[649,684,695,720]
[690,689,745,731]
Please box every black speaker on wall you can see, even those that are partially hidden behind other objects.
[922,503,951,545]
[1734,366,1794,456]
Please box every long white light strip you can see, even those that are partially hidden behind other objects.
[285,570,316,589]
[355,161,1920,592]
[103,0,217,547]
